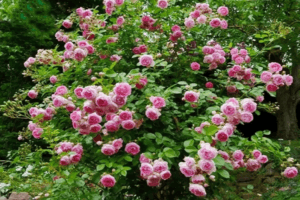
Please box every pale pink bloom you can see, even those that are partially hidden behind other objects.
[234,56,244,64]
[140,163,153,175]
[82,86,97,100]
[252,150,262,159]
[233,150,244,161]
[240,111,253,123]
[158,0,168,9]
[150,96,166,109]
[256,96,264,102]
[113,83,131,97]
[115,0,124,6]
[184,91,199,103]
[53,96,67,107]
[64,42,74,51]
[246,159,261,171]
[217,6,229,16]
[74,48,86,61]
[209,18,221,28]
[221,102,237,116]
[184,157,196,168]
[216,130,229,142]
[60,156,70,166]
[189,184,206,197]
[198,145,218,160]
[56,85,68,95]
[147,173,161,187]
[29,107,38,116]
[283,75,293,86]
[211,114,224,125]
[112,138,123,150]
[101,144,116,156]
[184,17,195,29]
[196,15,207,24]
[28,122,37,131]
[117,16,125,26]
[191,174,205,184]
[230,48,238,54]
[125,142,140,155]
[82,9,93,18]
[283,167,298,178]
[241,98,257,113]
[83,100,95,113]
[160,170,171,180]
[78,40,89,48]
[153,160,168,173]
[268,62,282,72]
[203,55,214,63]
[101,175,116,188]
[32,128,43,139]
[272,74,284,86]
[257,155,268,163]
[139,55,154,67]
[140,154,151,163]
[24,61,30,68]
[76,7,84,16]
[121,120,136,130]
[95,93,111,107]
[50,76,57,84]
[74,87,83,98]
[218,150,230,160]
[28,90,38,99]
[145,107,161,121]
[104,121,119,132]
[72,144,83,155]
[240,49,248,56]
[179,163,195,177]
[199,159,216,174]
[226,98,239,106]
[222,123,234,136]
[112,95,127,106]
[190,62,200,71]
[105,0,115,8]
[266,83,278,92]
[220,20,228,29]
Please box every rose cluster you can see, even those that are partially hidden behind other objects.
[169,25,184,42]
[230,47,251,65]
[101,138,123,156]
[132,45,148,55]
[28,106,55,122]
[145,96,166,121]
[55,31,70,43]
[228,65,256,85]
[202,41,226,70]
[135,76,148,90]
[140,15,161,31]
[184,4,228,30]
[23,57,36,68]
[139,155,171,187]
[28,121,43,139]
[64,40,95,62]
[52,86,76,112]
[103,0,124,16]
[260,62,293,92]
[55,142,83,166]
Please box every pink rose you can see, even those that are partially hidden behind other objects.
[70,154,82,163]
[121,120,136,130]
[257,155,268,164]
[104,121,119,132]
[222,123,234,136]
[192,174,205,184]
[179,163,195,177]
[190,10,200,19]
[266,83,278,92]
[86,45,95,54]
[119,111,132,121]
[139,55,154,67]
[198,146,218,160]
[260,71,272,83]
[113,83,132,97]
[139,45,148,53]
[64,42,74,51]
[220,20,228,29]
[147,173,161,187]
[227,85,237,93]
[268,62,282,72]
[53,96,67,107]
[209,18,221,28]
[240,111,253,123]
[133,47,141,54]
[60,156,71,166]
[125,142,140,155]
[218,150,230,160]
[190,62,200,71]
[256,96,264,102]
[216,130,229,142]
[184,157,196,168]
[140,163,153,176]
[211,114,224,125]
[153,160,168,173]
[196,15,207,24]
[272,74,284,86]
[88,113,102,125]
[160,170,171,180]
[149,96,166,109]
[241,98,257,113]
[221,102,237,116]
[217,6,229,16]
[62,20,73,29]
[83,100,95,113]
[158,0,168,9]
[205,82,213,88]
[32,128,43,139]
[140,154,151,163]
[50,76,57,84]
[184,17,195,29]
[233,150,244,161]
[115,0,124,6]
[199,159,216,174]
[74,48,87,61]
[95,93,111,107]
[283,167,298,178]
[28,90,38,99]
[246,159,261,172]
[90,124,102,133]
[184,91,199,103]
[72,144,83,155]
[56,85,68,95]
[28,122,37,131]
[189,184,206,197]
[101,175,116,188]
[145,107,161,121]
[101,144,116,156]
[171,25,181,32]
[82,86,97,100]
[283,75,293,86]
[60,142,73,152]
[116,16,125,26]
[234,56,244,64]
[252,150,262,159]
[112,138,123,150]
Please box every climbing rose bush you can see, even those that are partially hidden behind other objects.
[1,1,299,199]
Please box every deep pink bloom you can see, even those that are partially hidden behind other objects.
[184,91,199,103]
[140,163,153,175]
[189,184,206,197]
[233,150,244,161]
[32,128,43,139]
[217,6,229,16]
[157,0,168,9]
[266,83,278,92]
[149,96,166,109]
[88,113,102,125]
[190,62,200,71]
[101,144,116,156]
[153,160,168,173]
[60,156,71,166]
[70,154,82,163]
[209,18,221,28]
[216,130,229,142]
[62,20,73,29]
[160,170,171,180]
[56,85,68,95]
[211,114,224,125]
[112,138,123,150]
[257,155,268,164]
[252,150,262,159]
[28,90,38,99]
[101,175,116,188]
[72,144,83,155]
[283,167,298,178]
[121,120,136,130]
[145,107,161,121]
[50,76,57,84]
[125,142,140,155]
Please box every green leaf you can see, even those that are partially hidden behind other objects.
[121,170,127,176]
[145,133,156,139]
[178,81,187,85]
[159,61,168,66]
[163,147,176,158]
[247,184,254,190]
[124,156,133,162]
[202,125,219,136]
[224,162,234,170]
[184,146,198,153]
[263,130,271,135]
[170,87,182,94]
[213,156,225,166]
[76,180,85,187]
[97,164,105,171]
[184,139,194,147]
[235,82,245,90]
[105,69,117,77]
[251,135,258,142]
[218,169,230,178]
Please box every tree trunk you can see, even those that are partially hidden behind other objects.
[276,64,300,139]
